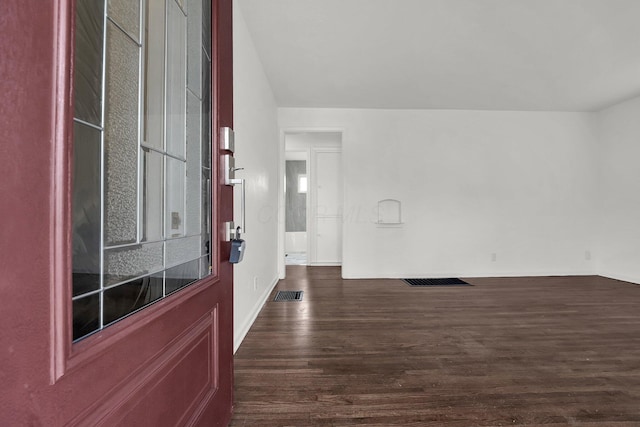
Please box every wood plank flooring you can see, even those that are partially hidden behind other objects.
[230,267,640,426]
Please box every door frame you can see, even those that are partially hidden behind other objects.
[278,128,345,279]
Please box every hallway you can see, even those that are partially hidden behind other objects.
[230,267,640,426]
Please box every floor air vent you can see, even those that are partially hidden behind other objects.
[274,290,304,302]
[403,278,471,286]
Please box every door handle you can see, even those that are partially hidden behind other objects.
[221,153,245,237]
[231,177,245,235]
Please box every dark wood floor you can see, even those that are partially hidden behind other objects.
[229,267,640,426]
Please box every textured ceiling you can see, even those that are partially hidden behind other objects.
[238,0,640,111]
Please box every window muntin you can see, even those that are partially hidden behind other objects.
[72,0,213,342]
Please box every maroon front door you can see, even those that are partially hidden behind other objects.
[0,0,234,425]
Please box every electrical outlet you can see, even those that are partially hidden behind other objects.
[585,250,591,261]
[171,212,181,230]
[491,253,497,262]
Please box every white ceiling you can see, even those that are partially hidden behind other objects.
[238,0,640,111]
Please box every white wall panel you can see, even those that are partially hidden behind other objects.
[316,217,342,264]
[315,151,342,217]
[285,232,307,253]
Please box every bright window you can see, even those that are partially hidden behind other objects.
[298,175,308,193]
[72,0,213,341]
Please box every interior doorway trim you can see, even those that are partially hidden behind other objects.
[279,127,346,279]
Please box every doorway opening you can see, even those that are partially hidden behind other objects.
[281,131,343,275]
[285,151,308,265]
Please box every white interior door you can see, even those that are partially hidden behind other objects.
[312,149,342,264]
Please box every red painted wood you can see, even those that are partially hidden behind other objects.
[212,3,235,423]
[0,0,234,425]
[0,0,68,424]
[216,0,234,130]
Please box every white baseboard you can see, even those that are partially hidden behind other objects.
[233,274,280,354]
[342,269,598,279]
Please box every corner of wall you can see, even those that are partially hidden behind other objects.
[593,95,640,284]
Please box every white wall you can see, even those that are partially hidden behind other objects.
[280,108,599,279]
[596,95,640,284]
[232,1,280,352]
